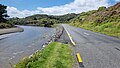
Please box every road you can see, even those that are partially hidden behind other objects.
[62,24,120,68]
[0,26,55,68]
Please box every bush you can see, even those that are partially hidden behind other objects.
[0,23,13,28]
[98,6,106,11]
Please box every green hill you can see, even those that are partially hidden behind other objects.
[8,13,78,27]
[70,2,120,38]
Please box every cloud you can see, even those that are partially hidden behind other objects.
[7,7,40,18]
[37,0,108,15]
[7,0,110,18]
[115,0,120,2]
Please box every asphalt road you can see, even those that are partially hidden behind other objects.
[62,24,120,68]
[0,26,55,68]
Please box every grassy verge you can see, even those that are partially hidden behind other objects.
[15,42,74,68]
[70,22,120,38]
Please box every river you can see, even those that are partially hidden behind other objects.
[0,26,55,68]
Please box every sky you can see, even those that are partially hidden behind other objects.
[0,0,120,18]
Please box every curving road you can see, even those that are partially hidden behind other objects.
[62,24,120,68]
[0,26,55,68]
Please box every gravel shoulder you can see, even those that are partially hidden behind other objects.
[0,27,24,35]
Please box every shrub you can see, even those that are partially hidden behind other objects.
[0,23,13,28]
[98,6,106,11]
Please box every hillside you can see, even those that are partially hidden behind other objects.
[70,2,120,38]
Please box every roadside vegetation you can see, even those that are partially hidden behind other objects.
[15,42,74,68]
[70,2,120,38]
[0,23,14,28]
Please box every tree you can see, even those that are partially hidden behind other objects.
[0,4,9,23]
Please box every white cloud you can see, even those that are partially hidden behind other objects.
[7,0,109,18]
[37,0,108,15]
[115,0,120,2]
[7,7,40,18]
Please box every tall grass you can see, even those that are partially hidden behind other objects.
[70,22,120,38]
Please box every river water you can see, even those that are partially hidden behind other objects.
[0,26,55,68]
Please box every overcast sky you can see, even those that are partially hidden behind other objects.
[1,0,120,18]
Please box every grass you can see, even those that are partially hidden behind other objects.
[70,22,120,38]
[15,42,74,68]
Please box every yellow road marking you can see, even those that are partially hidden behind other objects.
[72,41,75,45]
[76,53,83,62]
[65,29,84,67]
[69,35,72,38]
[66,30,76,46]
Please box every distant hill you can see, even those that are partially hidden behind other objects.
[70,2,120,38]
[8,13,78,27]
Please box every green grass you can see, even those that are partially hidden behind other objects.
[15,42,74,68]
[70,22,120,38]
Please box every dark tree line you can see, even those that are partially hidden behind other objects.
[0,4,9,23]
[0,4,14,28]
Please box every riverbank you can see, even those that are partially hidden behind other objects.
[0,27,24,35]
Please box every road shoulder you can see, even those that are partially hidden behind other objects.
[0,27,24,35]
